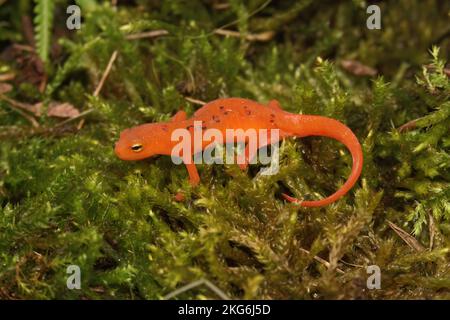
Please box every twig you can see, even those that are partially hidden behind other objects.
[387,220,425,252]
[20,15,35,47]
[299,247,345,274]
[0,94,40,114]
[398,119,417,132]
[0,73,16,82]
[339,260,365,268]
[214,29,275,42]
[94,50,118,97]
[124,9,273,43]
[217,0,272,32]
[76,118,85,131]
[0,94,40,127]
[52,50,119,130]
[253,0,313,31]
[53,109,94,128]
[3,105,39,128]
[125,30,169,40]
[39,74,47,93]
[213,2,230,10]
[163,278,230,300]
[12,44,35,52]
[184,96,206,105]
[429,213,436,250]
[398,102,450,132]
[184,0,272,41]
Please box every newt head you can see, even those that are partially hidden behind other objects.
[114,123,171,161]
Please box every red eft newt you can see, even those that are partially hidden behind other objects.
[115,98,363,207]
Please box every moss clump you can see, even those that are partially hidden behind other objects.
[0,1,449,299]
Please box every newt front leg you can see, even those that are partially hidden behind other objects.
[174,157,200,202]
[185,160,200,185]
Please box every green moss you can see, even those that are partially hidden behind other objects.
[0,0,449,299]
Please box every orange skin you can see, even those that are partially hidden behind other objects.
[115,98,363,207]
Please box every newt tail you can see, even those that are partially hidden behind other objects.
[279,114,363,207]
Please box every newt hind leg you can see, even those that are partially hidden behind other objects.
[185,161,200,185]
[237,143,252,170]
[171,110,187,122]
[267,99,282,110]
[174,159,200,202]
[238,133,283,170]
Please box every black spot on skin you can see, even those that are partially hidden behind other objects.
[246,110,251,115]
[212,115,221,123]
[219,106,224,110]
[270,113,275,118]
[270,119,275,123]
[243,105,248,109]
[224,111,229,115]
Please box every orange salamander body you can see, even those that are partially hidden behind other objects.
[115,98,363,207]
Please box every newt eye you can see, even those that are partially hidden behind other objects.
[131,143,143,152]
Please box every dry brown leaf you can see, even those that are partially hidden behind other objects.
[387,220,425,252]
[0,83,13,94]
[47,102,80,118]
[444,68,450,77]
[341,59,378,77]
